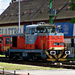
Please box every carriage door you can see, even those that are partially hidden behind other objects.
[12,36,17,47]
[0,37,2,52]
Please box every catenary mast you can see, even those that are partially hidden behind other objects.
[49,0,56,24]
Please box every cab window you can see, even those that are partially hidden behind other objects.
[26,28,35,34]
[26,28,29,34]
[6,38,12,44]
[36,28,46,33]
[47,28,55,33]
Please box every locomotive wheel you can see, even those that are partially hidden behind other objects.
[9,53,16,60]
[9,54,14,59]
[32,56,38,61]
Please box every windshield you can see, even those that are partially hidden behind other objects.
[26,28,35,34]
[36,27,55,33]
[26,25,56,34]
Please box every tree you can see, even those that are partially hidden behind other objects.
[69,0,75,23]
[69,0,75,11]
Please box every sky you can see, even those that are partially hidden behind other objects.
[0,0,11,15]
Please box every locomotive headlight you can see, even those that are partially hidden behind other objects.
[65,51,70,55]
[50,51,56,55]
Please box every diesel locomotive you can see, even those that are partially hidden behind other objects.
[6,23,70,61]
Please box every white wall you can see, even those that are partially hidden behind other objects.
[0,25,24,34]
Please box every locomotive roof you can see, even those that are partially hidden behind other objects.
[26,24,56,29]
[37,24,56,28]
[26,24,39,28]
[0,0,73,24]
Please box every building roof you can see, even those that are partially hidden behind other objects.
[0,0,74,24]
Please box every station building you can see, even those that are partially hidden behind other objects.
[0,0,75,49]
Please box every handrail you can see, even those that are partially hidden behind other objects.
[41,40,43,50]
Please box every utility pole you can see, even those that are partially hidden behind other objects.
[49,0,56,24]
[19,0,20,33]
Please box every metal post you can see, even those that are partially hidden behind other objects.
[3,68,4,75]
[28,73,29,75]
[19,0,20,33]
[49,0,53,8]
[49,0,54,24]
[14,70,16,75]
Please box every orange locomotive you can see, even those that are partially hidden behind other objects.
[6,23,70,61]
[0,34,12,54]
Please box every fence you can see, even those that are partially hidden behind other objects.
[0,67,30,75]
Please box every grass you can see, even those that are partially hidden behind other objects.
[0,55,5,57]
[0,54,73,70]
[67,54,75,60]
[0,62,62,70]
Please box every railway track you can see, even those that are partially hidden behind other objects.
[0,57,75,69]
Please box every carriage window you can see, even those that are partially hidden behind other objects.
[6,38,12,44]
[6,38,10,44]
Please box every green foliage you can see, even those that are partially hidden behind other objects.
[69,3,75,11]
[71,0,75,3]
[69,17,75,23]
[68,0,75,23]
